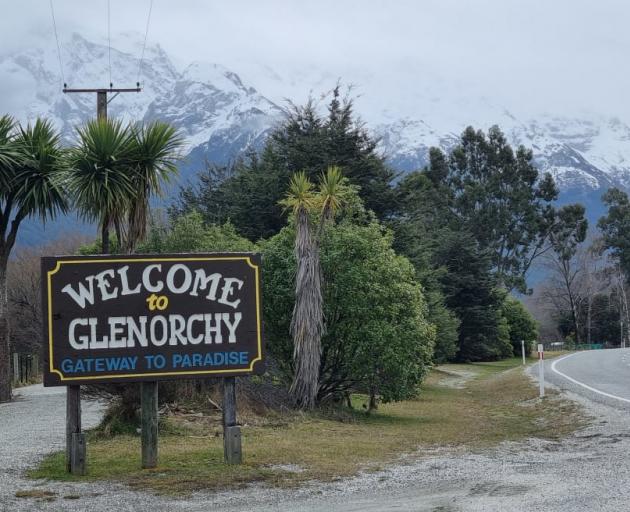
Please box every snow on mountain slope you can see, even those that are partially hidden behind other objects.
[374,109,630,192]
[0,33,285,244]
[3,32,630,246]
[149,60,281,152]
[4,32,630,194]
[0,32,283,158]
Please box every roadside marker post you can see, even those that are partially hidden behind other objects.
[521,340,526,365]
[538,343,545,398]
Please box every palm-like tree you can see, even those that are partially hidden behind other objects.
[317,166,347,228]
[0,117,21,191]
[124,121,183,253]
[69,119,182,254]
[281,167,350,409]
[68,119,136,253]
[0,117,68,401]
[280,172,323,409]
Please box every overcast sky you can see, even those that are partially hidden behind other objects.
[3,0,630,121]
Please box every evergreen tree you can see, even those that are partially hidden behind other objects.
[392,162,459,362]
[589,293,623,346]
[426,126,586,292]
[434,231,512,361]
[598,187,630,279]
[173,86,395,241]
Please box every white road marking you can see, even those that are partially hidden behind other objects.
[550,352,630,405]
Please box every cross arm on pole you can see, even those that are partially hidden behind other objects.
[63,87,141,93]
[61,85,142,120]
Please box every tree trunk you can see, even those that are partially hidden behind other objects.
[567,291,580,346]
[571,305,581,346]
[0,256,12,402]
[367,387,378,414]
[289,207,323,410]
[114,221,123,251]
[101,222,110,254]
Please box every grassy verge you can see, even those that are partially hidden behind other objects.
[28,356,584,495]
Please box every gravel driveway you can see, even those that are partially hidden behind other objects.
[2,357,630,511]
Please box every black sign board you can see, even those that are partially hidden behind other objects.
[42,253,264,386]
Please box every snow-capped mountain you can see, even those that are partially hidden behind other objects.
[374,112,630,193]
[0,32,283,179]
[2,32,630,243]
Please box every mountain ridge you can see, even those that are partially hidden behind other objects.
[1,33,627,244]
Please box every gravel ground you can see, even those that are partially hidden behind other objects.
[2,361,630,511]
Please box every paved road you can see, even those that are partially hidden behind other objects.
[5,352,630,511]
[545,348,630,407]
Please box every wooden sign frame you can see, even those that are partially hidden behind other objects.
[42,253,265,386]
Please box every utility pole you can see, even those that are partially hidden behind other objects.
[63,85,141,121]
[62,83,142,474]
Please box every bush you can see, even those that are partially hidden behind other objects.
[262,221,435,406]
[502,296,539,357]
[139,211,255,253]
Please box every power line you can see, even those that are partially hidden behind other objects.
[49,0,66,87]
[137,0,154,85]
[108,0,112,87]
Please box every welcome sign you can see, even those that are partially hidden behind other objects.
[42,253,264,386]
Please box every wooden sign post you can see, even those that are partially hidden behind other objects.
[65,385,84,474]
[42,253,265,472]
[222,377,241,464]
[141,381,159,468]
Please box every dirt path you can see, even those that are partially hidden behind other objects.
[3,364,630,511]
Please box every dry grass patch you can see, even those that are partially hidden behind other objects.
[15,489,56,499]
[30,357,585,494]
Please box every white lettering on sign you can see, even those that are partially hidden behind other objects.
[118,266,141,295]
[165,264,193,294]
[142,264,163,293]
[61,278,96,309]
[61,266,244,310]
[67,312,242,350]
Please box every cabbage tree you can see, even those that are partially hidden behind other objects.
[0,116,68,401]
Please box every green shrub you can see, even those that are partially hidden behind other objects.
[262,221,435,405]
[502,296,539,357]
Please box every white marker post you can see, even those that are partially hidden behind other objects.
[521,339,526,365]
[538,343,545,398]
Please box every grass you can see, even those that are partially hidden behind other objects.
[15,489,56,499]
[28,356,585,495]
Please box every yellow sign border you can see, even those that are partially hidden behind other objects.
[47,256,263,382]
